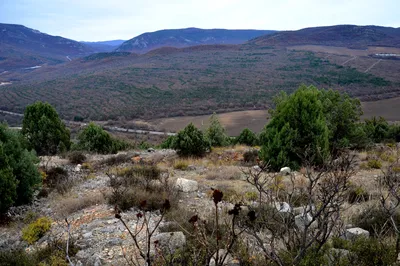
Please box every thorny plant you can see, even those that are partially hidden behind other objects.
[378,145,400,254]
[241,150,356,265]
[115,199,171,266]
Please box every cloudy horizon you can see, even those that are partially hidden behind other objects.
[1,0,399,42]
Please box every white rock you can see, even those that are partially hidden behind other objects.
[274,202,292,213]
[293,205,315,215]
[345,227,370,240]
[280,167,291,175]
[74,164,81,172]
[152,231,186,254]
[295,213,317,231]
[175,178,198,192]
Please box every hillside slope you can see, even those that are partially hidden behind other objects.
[116,28,275,53]
[248,25,400,49]
[0,23,95,70]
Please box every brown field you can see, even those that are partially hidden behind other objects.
[362,97,400,122]
[150,110,269,136]
[148,97,400,136]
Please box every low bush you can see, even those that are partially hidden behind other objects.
[173,160,189,170]
[352,204,400,236]
[331,237,398,265]
[367,159,382,169]
[22,217,52,244]
[55,192,105,216]
[44,167,71,194]
[243,149,259,164]
[172,123,210,157]
[107,164,178,211]
[0,239,78,266]
[68,151,86,164]
[100,153,132,166]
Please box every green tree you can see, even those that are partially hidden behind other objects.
[205,113,228,147]
[363,116,390,143]
[172,123,210,156]
[235,128,259,146]
[76,122,116,154]
[0,124,41,213]
[260,85,330,170]
[319,89,362,151]
[22,102,70,155]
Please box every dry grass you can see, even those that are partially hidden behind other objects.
[54,192,105,216]
[203,166,242,180]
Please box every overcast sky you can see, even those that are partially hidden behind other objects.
[1,0,399,42]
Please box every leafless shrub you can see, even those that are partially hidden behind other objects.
[241,150,356,265]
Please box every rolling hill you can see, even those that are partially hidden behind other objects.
[116,28,275,53]
[0,23,95,71]
[1,24,400,123]
[247,25,400,49]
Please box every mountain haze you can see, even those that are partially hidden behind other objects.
[116,28,275,53]
[81,40,126,52]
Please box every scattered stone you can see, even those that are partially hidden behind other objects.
[148,148,155,153]
[345,227,370,240]
[74,164,82,172]
[274,202,292,213]
[152,231,186,255]
[293,205,315,215]
[295,213,317,231]
[280,167,291,175]
[175,178,198,192]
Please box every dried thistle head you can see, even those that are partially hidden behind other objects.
[247,210,256,222]
[188,215,199,224]
[228,203,241,216]
[212,189,223,205]
[139,200,147,209]
[114,205,122,219]
[162,199,171,212]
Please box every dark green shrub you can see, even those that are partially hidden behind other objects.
[332,237,397,266]
[235,128,259,146]
[22,102,70,155]
[160,135,176,149]
[22,217,52,244]
[205,113,229,147]
[172,123,210,157]
[259,85,330,170]
[0,124,41,213]
[76,122,128,154]
[68,151,86,164]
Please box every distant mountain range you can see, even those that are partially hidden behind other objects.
[248,25,400,49]
[0,23,96,70]
[115,28,276,53]
[1,23,400,121]
[81,40,126,52]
